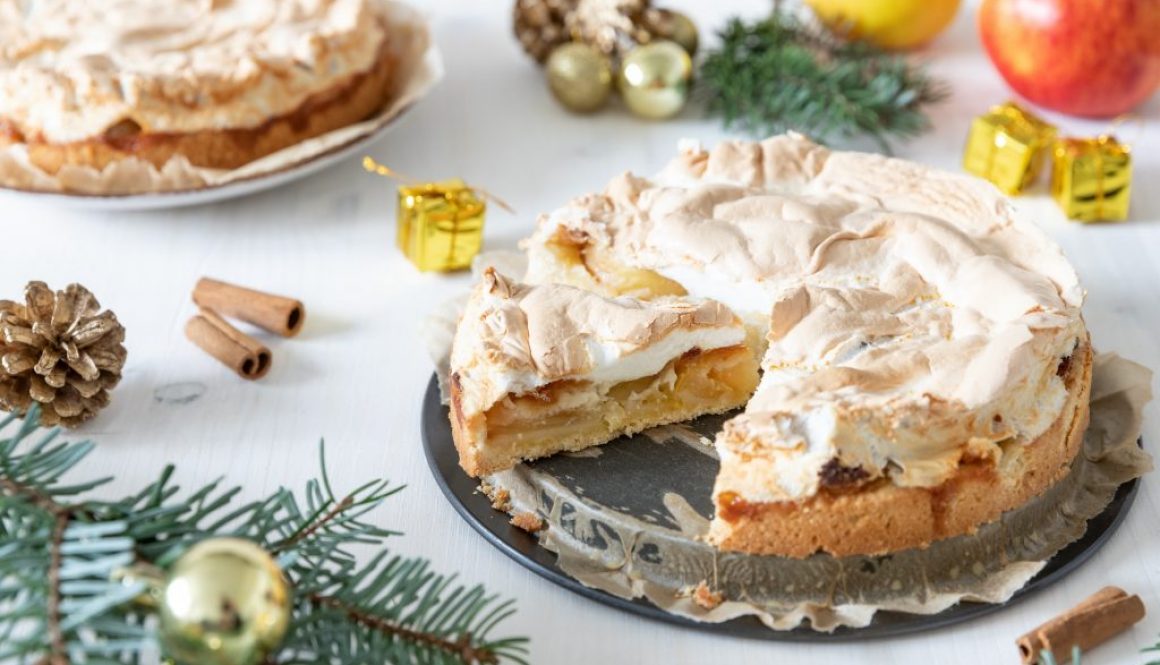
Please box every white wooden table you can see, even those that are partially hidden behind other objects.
[2,1,1158,662]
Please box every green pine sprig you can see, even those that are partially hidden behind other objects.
[0,407,528,665]
[698,8,949,153]
[1145,634,1160,665]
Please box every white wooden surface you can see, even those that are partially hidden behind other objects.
[2,1,1159,662]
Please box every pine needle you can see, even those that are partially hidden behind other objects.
[698,8,949,153]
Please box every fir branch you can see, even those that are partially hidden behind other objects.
[46,511,68,662]
[1145,634,1160,665]
[269,445,402,555]
[274,494,354,553]
[0,475,73,664]
[0,408,527,665]
[308,594,499,664]
[0,419,102,665]
[698,9,949,153]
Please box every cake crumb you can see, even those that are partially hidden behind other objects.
[490,488,512,512]
[692,581,723,610]
[478,482,511,511]
[510,511,544,533]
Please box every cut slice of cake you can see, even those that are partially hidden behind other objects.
[449,269,760,476]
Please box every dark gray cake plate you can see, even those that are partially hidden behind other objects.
[420,376,1141,641]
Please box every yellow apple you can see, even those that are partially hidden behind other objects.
[806,0,962,50]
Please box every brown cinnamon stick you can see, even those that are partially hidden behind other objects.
[1017,586,1146,664]
[193,277,305,337]
[185,309,272,380]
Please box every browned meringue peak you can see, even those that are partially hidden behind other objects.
[719,278,1080,498]
[659,135,830,189]
[0,0,389,142]
[522,134,1086,500]
[528,135,1081,306]
[450,269,746,417]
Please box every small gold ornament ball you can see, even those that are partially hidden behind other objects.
[159,538,293,665]
[546,42,613,113]
[650,9,699,56]
[618,40,692,120]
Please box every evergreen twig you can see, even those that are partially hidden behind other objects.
[46,511,68,661]
[1144,634,1160,665]
[698,7,949,153]
[0,407,528,665]
[0,474,75,663]
[309,594,500,665]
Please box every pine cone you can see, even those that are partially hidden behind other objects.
[566,0,653,59]
[0,282,127,428]
[513,0,580,64]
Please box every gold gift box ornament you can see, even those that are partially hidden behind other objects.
[364,157,512,272]
[1051,135,1132,223]
[397,179,485,272]
[963,102,1058,195]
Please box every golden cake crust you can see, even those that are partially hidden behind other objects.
[708,340,1092,557]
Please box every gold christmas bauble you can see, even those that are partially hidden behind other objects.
[647,9,698,55]
[546,42,613,112]
[618,40,692,120]
[159,538,292,665]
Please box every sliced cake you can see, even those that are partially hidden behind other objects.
[449,269,760,476]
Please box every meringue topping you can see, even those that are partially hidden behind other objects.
[450,269,748,418]
[0,0,389,142]
[523,134,1085,501]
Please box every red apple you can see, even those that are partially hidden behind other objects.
[979,0,1160,118]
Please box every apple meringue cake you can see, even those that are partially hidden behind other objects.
[449,268,760,477]
[449,134,1091,558]
[0,0,399,179]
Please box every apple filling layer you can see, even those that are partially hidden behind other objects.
[472,345,759,474]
